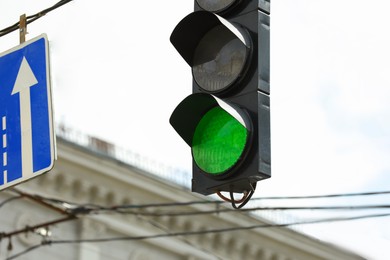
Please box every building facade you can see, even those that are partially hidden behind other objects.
[0,136,364,260]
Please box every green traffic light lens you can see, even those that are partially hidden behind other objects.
[192,106,248,175]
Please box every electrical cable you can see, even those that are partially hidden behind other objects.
[37,190,390,212]
[231,183,256,209]
[216,183,257,209]
[6,243,43,260]
[13,212,388,260]
[98,204,390,218]
[0,215,77,239]
[7,212,390,252]
[251,190,390,200]
[2,192,388,240]
[0,0,74,37]
[2,191,389,228]
[137,212,225,260]
[3,189,390,260]
[217,191,248,203]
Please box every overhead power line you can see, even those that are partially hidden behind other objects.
[33,190,390,211]
[3,189,390,226]
[50,212,390,242]
[6,212,390,260]
[100,204,390,217]
[0,0,74,37]
[2,189,390,260]
[251,190,390,200]
[7,244,43,260]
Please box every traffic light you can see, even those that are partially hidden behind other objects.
[169,0,270,207]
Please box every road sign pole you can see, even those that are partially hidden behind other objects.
[19,14,27,44]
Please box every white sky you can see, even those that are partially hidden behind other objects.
[1,0,390,259]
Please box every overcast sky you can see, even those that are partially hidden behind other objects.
[1,0,389,259]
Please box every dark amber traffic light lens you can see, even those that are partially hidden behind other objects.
[192,24,249,93]
[196,0,237,13]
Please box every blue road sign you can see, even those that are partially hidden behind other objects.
[0,34,55,190]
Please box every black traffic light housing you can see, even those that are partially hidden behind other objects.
[170,0,270,203]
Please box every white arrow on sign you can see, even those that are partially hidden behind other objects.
[11,56,38,177]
